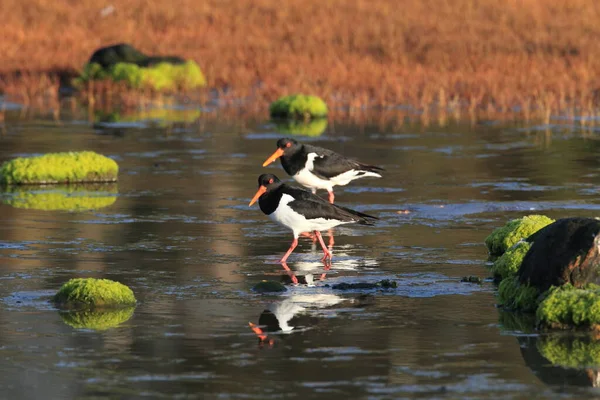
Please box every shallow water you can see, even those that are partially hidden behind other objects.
[1,108,600,399]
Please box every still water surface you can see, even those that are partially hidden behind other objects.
[1,110,600,399]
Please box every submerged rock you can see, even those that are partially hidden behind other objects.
[269,94,328,119]
[331,279,398,290]
[252,280,287,293]
[519,218,600,293]
[484,215,554,257]
[460,276,483,284]
[53,278,136,309]
[0,151,118,185]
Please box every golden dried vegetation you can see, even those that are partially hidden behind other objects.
[1,0,600,120]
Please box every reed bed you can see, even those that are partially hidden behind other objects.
[1,0,600,120]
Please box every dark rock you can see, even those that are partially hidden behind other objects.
[461,276,483,284]
[518,217,600,292]
[252,280,287,293]
[332,279,397,290]
[89,43,185,68]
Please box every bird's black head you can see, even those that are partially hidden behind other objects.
[249,174,282,206]
[262,138,300,167]
[276,138,299,151]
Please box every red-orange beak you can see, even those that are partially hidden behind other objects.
[262,148,285,167]
[249,185,267,206]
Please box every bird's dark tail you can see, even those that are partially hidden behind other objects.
[359,163,385,174]
[337,205,379,225]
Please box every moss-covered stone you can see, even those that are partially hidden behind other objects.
[498,276,540,312]
[2,184,117,211]
[59,307,135,330]
[491,241,531,280]
[538,335,600,368]
[485,215,554,257]
[269,94,328,119]
[274,119,328,137]
[75,60,206,91]
[0,151,118,185]
[53,278,136,309]
[460,276,483,284]
[252,280,287,293]
[536,284,600,329]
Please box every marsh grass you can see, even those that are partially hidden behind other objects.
[1,0,600,119]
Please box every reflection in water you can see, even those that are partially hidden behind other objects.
[59,307,135,330]
[0,183,118,211]
[501,311,600,388]
[273,119,328,137]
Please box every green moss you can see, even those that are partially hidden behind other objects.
[538,335,600,368]
[485,215,554,256]
[498,276,540,312]
[2,184,117,211]
[53,278,136,308]
[252,280,287,293]
[0,151,118,185]
[491,241,531,280]
[536,284,600,328]
[59,307,135,330]
[75,61,206,91]
[269,94,328,119]
[274,119,328,137]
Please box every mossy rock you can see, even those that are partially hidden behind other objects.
[2,184,117,211]
[53,278,136,309]
[274,119,328,137]
[491,241,531,280]
[75,61,206,91]
[269,94,328,119]
[538,335,600,368]
[498,276,540,312]
[536,284,600,329]
[0,151,118,185]
[59,307,135,330]
[485,215,554,257]
[252,280,287,293]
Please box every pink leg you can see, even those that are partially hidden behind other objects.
[300,231,318,243]
[314,231,332,261]
[328,190,335,204]
[327,228,335,248]
[280,262,299,285]
[319,260,331,281]
[279,238,298,263]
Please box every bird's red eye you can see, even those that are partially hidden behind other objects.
[269,178,274,184]
[286,142,292,148]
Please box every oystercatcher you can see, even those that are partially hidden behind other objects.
[262,138,384,203]
[249,174,378,263]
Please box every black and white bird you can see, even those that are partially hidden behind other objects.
[262,138,384,203]
[249,174,378,263]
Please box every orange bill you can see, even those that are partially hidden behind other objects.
[249,185,267,206]
[262,148,285,167]
[249,322,268,341]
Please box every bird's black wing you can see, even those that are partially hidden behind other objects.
[304,144,383,179]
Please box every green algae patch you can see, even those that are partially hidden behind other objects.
[491,241,531,280]
[2,184,117,211]
[274,119,328,137]
[252,280,287,293]
[59,307,135,330]
[53,278,136,309]
[485,215,554,257]
[269,94,328,119]
[0,151,118,185]
[538,335,600,368]
[498,276,540,312]
[536,284,600,329]
[76,60,206,91]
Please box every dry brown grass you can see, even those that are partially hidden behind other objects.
[1,0,600,120]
